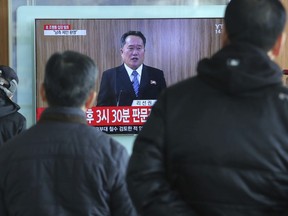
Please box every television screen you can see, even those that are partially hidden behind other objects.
[35,18,223,134]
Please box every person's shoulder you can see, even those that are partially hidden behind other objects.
[80,126,127,157]
[167,76,197,92]
[159,76,203,100]
[14,111,26,122]
[5,111,26,131]
[103,64,124,74]
[0,111,25,123]
[0,125,29,162]
[143,64,163,73]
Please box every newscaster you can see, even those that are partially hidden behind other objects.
[96,30,167,106]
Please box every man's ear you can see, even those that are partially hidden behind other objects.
[40,83,47,102]
[270,32,286,58]
[85,90,97,109]
[221,25,230,47]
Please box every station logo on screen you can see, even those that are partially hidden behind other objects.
[215,23,223,34]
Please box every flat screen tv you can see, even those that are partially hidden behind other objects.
[34,12,224,134]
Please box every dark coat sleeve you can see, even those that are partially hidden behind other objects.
[126,92,199,216]
[0,112,26,147]
[0,188,8,216]
[16,113,26,134]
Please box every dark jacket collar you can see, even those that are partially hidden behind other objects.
[197,42,283,95]
[39,107,87,124]
[0,92,20,118]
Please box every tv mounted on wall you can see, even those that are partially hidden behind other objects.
[16,5,226,135]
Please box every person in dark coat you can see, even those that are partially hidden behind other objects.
[0,65,26,146]
[97,30,167,106]
[126,0,288,215]
[0,51,136,216]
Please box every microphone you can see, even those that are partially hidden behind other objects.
[116,90,123,106]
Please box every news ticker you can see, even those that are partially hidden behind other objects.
[36,106,152,134]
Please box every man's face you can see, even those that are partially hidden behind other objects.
[121,35,145,70]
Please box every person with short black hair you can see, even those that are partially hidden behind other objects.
[0,65,26,146]
[0,51,136,216]
[97,30,167,106]
[127,0,288,215]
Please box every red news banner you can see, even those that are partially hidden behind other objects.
[37,106,152,134]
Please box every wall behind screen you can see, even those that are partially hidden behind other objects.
[35,18,222,107]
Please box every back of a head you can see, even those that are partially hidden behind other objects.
[44,50,97,107]
[225,0,286,51]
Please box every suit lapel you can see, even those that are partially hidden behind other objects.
[116,64,135,95]
[139,65,149,97]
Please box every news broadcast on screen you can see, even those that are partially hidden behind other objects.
[35,18,223,134]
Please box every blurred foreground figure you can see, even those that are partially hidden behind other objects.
[127,0,288,215]
[0,51,136,216]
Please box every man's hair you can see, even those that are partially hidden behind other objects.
[44,50,97,107]
[120,31,146,48]
[225,0,286,51]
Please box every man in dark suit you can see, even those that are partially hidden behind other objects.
[97,31,167,106]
